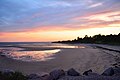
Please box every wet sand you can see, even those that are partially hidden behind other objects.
[0,44,120,75]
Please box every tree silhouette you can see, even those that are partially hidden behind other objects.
[53,33,120,45]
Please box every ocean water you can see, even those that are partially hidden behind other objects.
[0,42,85,62]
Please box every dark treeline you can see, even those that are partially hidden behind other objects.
[53,33,120,45]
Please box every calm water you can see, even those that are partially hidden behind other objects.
[0,42,85,62]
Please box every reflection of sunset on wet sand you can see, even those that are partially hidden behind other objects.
[0,43,85,62]
[7,49,61,61]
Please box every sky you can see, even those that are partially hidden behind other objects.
[0,0,120,42]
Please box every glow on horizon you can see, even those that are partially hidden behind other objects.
[0,27,119,42]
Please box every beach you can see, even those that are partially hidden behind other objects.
[0,43,120,75]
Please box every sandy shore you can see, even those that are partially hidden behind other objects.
[0,44,120,75]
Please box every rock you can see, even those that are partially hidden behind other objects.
[49,69,65,80]
[67,68,80,76]
[113,67,120,75]
[41,74,52,80]
[58,76,120,80]
[113,73,120,76]
[102,67,114,76]
[27,74,42,80]
[83,69,92,76]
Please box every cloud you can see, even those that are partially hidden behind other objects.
[46,1,72,7]
[67,9,120,31]
[0,0,120,33]
[89,2,103,8]
[84,11,120,21]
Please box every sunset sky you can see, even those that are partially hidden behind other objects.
[0,0,120,42]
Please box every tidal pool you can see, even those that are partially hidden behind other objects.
[0,49,60,62]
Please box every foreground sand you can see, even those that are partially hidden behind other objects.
[0,44,120,75]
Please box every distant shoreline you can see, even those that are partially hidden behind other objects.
[52,33,120,46]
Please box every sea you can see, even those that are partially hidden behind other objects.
[0,42,85,62]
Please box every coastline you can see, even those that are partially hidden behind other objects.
[0,43,120,75]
